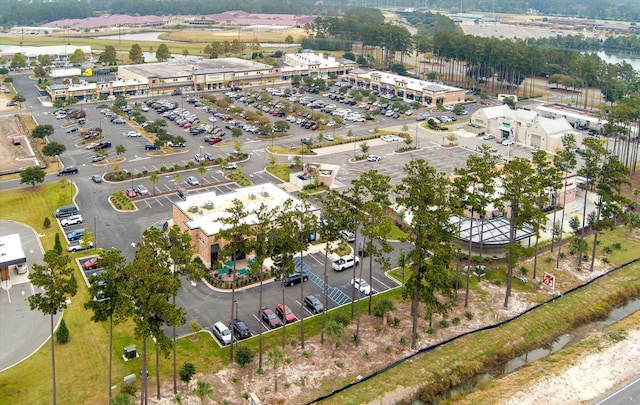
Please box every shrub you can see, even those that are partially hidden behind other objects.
[439,320,450,328]
[179,362,196,383]
[43,217,51,229]
[613,242,622,250]
[53,233,63,254]
[399,336,406,345]
[235,345,253,368]
[303,351,311,359]
[464,311,474,320]
[289,338,298,348]
[120,382,138,397]
[392,317,401,327]
[452,317,460,325]
[56,319,69,343]
[332,312,350,327]
[426,327,435,335]
[384,346,392,353]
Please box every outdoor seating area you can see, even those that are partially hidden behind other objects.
[210,258,256,283]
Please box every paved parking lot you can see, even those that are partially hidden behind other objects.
[174,249,402,342]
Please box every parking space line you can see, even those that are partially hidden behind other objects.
[372,276,392,290]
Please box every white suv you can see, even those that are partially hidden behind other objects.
[332,255,360,272]
[212,322,232,346]
[60,215,83,227]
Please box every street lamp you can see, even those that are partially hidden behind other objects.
[400,249,406,285]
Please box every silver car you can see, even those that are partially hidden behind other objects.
[187,176,200,186]
[136,185,150,196]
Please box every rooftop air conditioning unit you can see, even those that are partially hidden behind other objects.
[248,193,256,200]
[261,190,269,198]
[189,204,198,213]
[204,201,214,210]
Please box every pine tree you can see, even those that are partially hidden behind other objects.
[56,319,69,343]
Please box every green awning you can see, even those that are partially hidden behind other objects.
[217,268,230,275]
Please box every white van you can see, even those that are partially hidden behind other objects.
[212,322,232,346]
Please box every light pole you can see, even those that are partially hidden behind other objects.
[94,215,97,251]
[400,249,406,285]
[233,300,239,351]
[353,137,356,159]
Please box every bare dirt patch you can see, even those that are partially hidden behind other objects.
[0,115,41,175]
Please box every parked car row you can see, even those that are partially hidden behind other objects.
[211,296,325,346]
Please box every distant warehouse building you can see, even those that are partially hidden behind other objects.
[117,58,282,94]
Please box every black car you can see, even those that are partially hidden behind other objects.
[232,319,251,340]
[57,166,78,176]
[177,188,189,200]
[145,143,160,150]
[283,271,308,287]
[304,295,324,314]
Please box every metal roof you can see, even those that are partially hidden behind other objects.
[450,215,535,245]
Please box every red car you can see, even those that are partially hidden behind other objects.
[275,304,298,324]
[260,308,283,329]
[125,189,138,198]
[206,137,222,144]
[83,256,100,270]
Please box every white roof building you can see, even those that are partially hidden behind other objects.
[172,183,318,267]
[471,105,581,151]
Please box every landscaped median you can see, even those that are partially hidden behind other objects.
[310,259,640,404]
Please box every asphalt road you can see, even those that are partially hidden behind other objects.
[591,375,640,405]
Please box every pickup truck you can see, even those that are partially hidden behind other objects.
[66,240,94,252]
[332,255,360,272]
[93,141,112,151]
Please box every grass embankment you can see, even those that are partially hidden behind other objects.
[313,260,640,404]
[455,309,640,404]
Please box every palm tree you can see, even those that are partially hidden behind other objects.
[196,164,207,183]
[149,172,159,195]
[324,319,344,357]
[193,380,213,405]
[172,173,181,190]
[266,346,285,393]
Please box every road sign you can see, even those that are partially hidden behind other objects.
[542,272,556,290]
